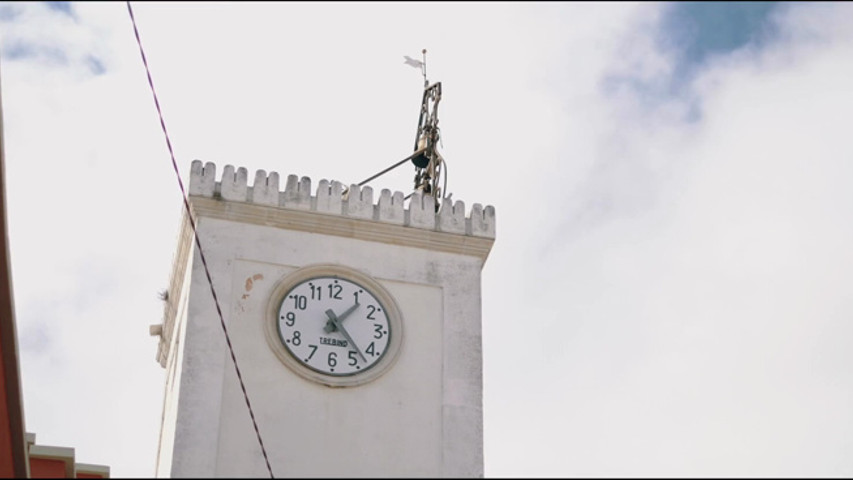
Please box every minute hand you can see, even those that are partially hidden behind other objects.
[325,308,368,363]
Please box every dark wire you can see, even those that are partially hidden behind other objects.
[125,3,275,477]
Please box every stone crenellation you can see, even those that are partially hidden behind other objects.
[188,160,496,238]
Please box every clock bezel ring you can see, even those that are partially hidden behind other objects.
[264,264,404,387]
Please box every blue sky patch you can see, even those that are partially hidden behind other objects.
[86,55,105,75]
[659,1,783,88]
[1,39,106,76]
[0,3,21,21]
[601,2,785,123]
[3,41,69,66]
[0,2,106,75]
[45,1,73,16]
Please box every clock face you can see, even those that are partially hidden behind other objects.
[275,276,393,377]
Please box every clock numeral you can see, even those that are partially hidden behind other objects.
[373,324,384,339]
[306,344,318,361]
[309,283,322,300]
[367,305,378,320]
[365,342,376,357]
[291,330,302,346]
[348,351,358,366]
[328,351,337,367]
[284,312,296,327]
[291,295,307,310]
[328,283,343,300]
[353,291,360,304]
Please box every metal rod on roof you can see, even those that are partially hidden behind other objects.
[343,147,427,197]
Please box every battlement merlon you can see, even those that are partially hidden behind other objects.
[187,160,496,241]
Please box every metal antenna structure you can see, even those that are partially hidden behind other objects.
[348,49,447,211]
[410,49,444,208]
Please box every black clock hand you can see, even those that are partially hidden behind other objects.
[323,301,360,333]
[325,308,367,363]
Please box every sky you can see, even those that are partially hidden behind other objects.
[1,1,852,477]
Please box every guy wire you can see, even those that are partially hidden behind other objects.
[126,3,275,477]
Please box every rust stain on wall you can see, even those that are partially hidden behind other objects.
[244,273,264,292]
[242,274,264,300]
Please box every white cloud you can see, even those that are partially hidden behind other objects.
[484,2,853,476]
[1,1,852,477]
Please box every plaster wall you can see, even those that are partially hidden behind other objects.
[154,260,193,477]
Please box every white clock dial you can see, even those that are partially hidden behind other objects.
[276,276,392,376]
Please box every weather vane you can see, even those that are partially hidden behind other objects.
[403,48,428,87]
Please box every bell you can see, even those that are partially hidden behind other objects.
[411,150,430,168]
[412,135,430,168]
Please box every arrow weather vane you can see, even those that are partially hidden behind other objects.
[403,49,428,87]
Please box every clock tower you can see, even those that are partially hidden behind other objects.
[151,160,495,477]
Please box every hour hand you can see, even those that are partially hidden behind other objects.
[323,302,359,333]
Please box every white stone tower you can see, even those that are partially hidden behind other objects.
[151,160,495,477]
